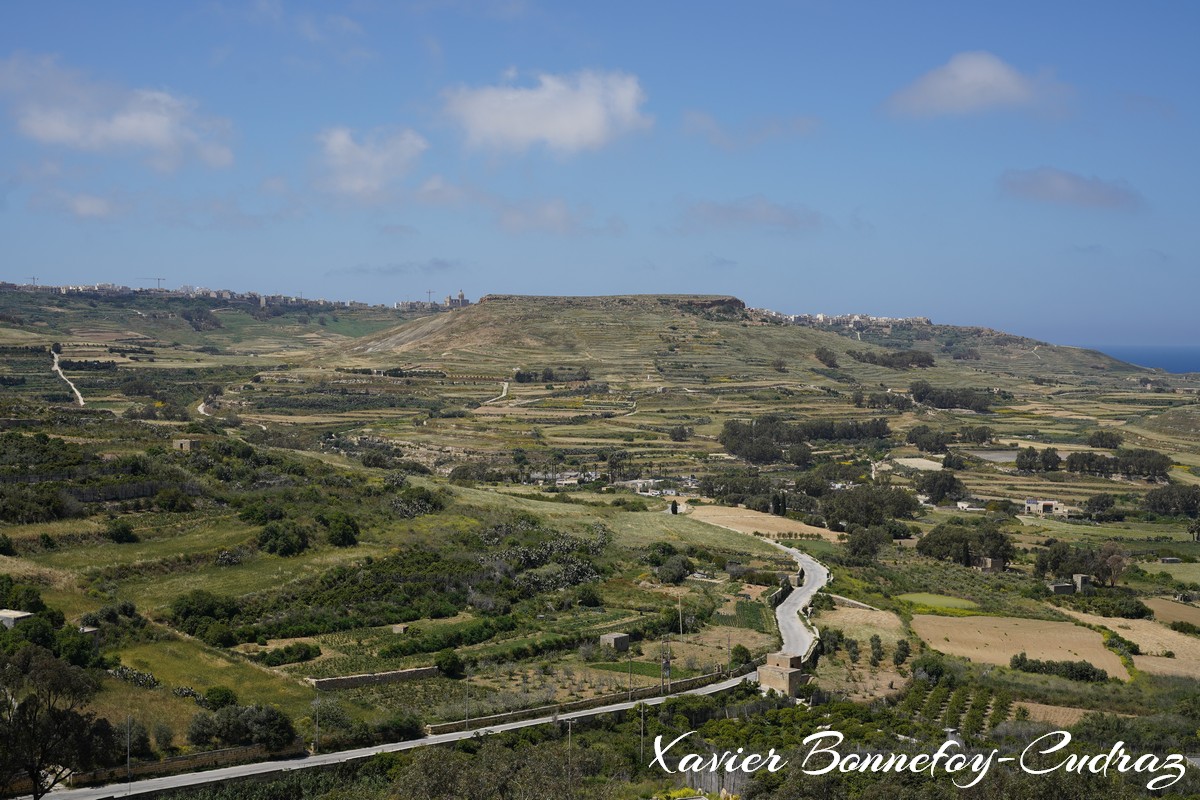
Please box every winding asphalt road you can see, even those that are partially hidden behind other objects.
[38,516,832,799]
[40,674,754,800]
[764,541,829,657]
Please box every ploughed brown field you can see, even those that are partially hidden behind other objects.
[910,615,1126,677]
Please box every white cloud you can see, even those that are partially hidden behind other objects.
[29,190,125,219]
[415,174,474,205]
[680,195,823,233]
[494,198,624,235]
[64,192,116,218]
[444,70,651,154]
[317,126,428,200]
[888,51,1066,117]
[999,167,1141,210]
[0,53,232,170]
[682,110,818,150]
[496,198,581,233]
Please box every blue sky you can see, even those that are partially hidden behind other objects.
[1,1,1196,345]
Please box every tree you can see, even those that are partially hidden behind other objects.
[1084,493,1116,515]
[845,527,889,563]
[730,644,751,667]
[1015,446,1041,472]
[941,452,967,470]
[0,646,99,800]
[657,555,694,584]
[204,686,238,710]
[669,500,679,515]
[435,648,464,678]
[104,518,138,543]
[1040,447,1062,472]
[914,470,966,504]
[318,511,360,547]
[1095,541,1128,587]
[814,347,838,368]
[893,639,911,666]
[1087,430,1123,449]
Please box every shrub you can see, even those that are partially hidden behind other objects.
[435,648,464,678]
[657,555,695,585]
[204,686,239,710]
[105,519,139,544]
[257,520,310,556]
[1009,652,1108,682]
[318,511,360,547]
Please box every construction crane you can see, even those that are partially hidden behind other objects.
[138,277,166,289]
[27,276,38,287]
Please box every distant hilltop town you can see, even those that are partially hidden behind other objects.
[0,280,473,313]
[753,307,933,329]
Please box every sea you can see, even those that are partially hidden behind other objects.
[1090,345,1200,374]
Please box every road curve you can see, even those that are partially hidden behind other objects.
[35,674,754,800]
[764,541,829,657]
[37,514,831,799]
[51,351,85,407]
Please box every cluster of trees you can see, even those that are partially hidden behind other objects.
[1009,651,1108,682]
[1143,484,1200,519]
[910,380,997,412]
[906,425,953,453]
[380,616,519,659]
[847,349,934,369]
[820,484,919,529]
[719,415,890,465]
[916,521,1014,566]
[1087,430,1124,449]
[179,307,222,331]
[257,519,311,556]
[1065,448,1173,479]
[814,346,838,367]
[186,704,295,751]
[1016,446,1062,472]
[513,366,591,383]
[853,390,913,411]
[913,470,968,504]
[251,642,321,667]
[1033,541,1129,588]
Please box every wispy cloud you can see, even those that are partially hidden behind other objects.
[326,258,460,277]
[679,195,823,233]
[888,51,1068,117]
[444,69,652,154]
[682,110,818,150]
[495,198,624,235]
[30,190,124,219]
[317,126,428,201]
[0,53,232,170]
[999,167,1141,211]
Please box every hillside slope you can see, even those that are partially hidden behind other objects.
[340,293,1153,391]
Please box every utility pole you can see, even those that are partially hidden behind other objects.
[678,596,684,639]
[627,648,633,700]
[727,631,732,673]
[464,671,471,730]
[426,290,434,304]
[640,705,646,765]
[659,635,665,694]
[566,719,576,800]
[313,698,320,754]
[665,634,672,694]
[126,715,131,795]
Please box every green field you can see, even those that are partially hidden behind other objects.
[896,592,980,610]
